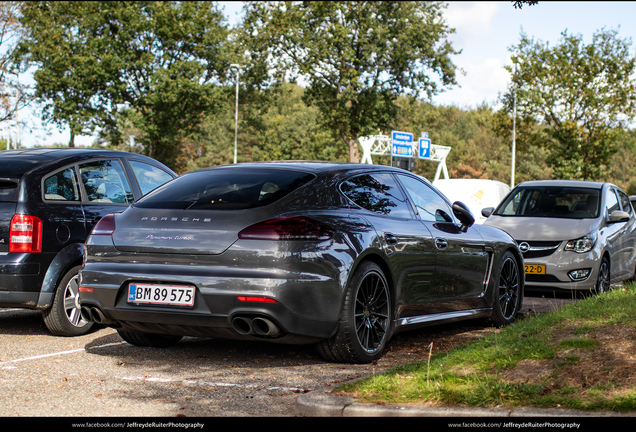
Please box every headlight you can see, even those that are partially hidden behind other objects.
[564,232,597,253]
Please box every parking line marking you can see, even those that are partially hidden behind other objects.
[0,309,32,314]
[0,341,126,368]
[119,375,311,393]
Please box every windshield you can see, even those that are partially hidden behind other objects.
[494,186,600,219]
[135,168,316,210]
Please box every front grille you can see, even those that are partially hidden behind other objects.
[517,240,562,258]
[525,274,562,283]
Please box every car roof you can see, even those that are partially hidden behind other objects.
[0,148,168,178]
[515,179,607,189]
[192,160,410,176]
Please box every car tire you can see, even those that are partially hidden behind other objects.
[117,330,183,348]
[491,251,522,326]
[43,265,94,336]
[316,261,391,364]
[594,256,610,294]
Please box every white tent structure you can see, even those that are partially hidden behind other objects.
[432,179,511,224]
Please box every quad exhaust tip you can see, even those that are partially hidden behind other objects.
[81,306,108,325]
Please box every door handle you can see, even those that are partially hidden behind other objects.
[385,233,398,245]
[435,238,448,250]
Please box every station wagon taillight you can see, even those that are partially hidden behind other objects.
[9,215,43,253]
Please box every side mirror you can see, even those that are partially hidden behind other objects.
[609,210,630,223]
[481,207,495,218]
[452,201,475,232]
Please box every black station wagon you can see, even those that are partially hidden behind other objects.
[0,148,176,336]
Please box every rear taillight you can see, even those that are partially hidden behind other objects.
[9,215,43,253]
[238,217,333,241]
[91,214,116,235]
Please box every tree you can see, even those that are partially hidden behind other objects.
[512,1,538,9]
[18,1,230,169]
[501,28,636,180]
[250,82,346,162]
[239,1,460,162]
[0,1,31,128]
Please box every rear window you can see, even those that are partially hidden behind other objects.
[0,179,18,202]
[495,186,600,219]
[135,168,316,210]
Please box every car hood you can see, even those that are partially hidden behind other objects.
[484,215,599,241]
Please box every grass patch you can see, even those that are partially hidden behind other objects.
[336,284,636,412]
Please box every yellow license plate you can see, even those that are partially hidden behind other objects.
[525,264,546,275]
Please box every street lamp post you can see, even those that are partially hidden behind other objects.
[230,64,244,164]
[511,62,518,188]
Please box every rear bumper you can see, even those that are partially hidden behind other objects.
[78,257,349,341]
[0,257,44,308]
[81,298,335,344]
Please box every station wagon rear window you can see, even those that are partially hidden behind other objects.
[135,168,316,210]
[0,179,18,202]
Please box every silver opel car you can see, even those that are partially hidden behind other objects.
[483,180,636,295]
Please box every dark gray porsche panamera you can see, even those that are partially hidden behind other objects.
[78,162,523,363]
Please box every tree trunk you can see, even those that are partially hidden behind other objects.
[348,136,360,163]
[69,129,75,148]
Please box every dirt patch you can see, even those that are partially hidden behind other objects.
[520,295,575,316]
[500,324,636,395]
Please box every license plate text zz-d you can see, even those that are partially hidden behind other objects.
[524,264,546,275]
[127,283,195,307]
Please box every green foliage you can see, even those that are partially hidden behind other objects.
[179,82,346,173]
[501,28,636,180]
[0,1,31,124]
[11,1,636,186]
[249,83,346,162]
[18,1,230,170]
[17,2,110,144]
[239,1,460,162]
[338,284,636,411]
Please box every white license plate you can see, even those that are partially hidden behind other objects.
[127,283,195,307]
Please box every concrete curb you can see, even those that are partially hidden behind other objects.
[295,390,636,417]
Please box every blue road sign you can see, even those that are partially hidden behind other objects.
[418,138,431,159]
[391,131,413,158]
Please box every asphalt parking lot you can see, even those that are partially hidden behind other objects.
[0,296,573,418]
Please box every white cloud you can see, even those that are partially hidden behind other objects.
[463,57,510,95]
[434,55,511,109]
[445,1,501,40]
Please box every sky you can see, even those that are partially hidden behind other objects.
[7,1,636,148]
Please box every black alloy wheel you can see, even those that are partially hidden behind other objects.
[316,261,391,364]
[354,267,390,355]
[492,251,521,325]
[594,257,610,294]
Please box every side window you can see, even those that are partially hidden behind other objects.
[128,160,174,196]
[397,174,453,222]
[340,173,412,218]
[79,160,133,204]
[617,190,632,215]
[605,188,620,216]
[43,167,80,201]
